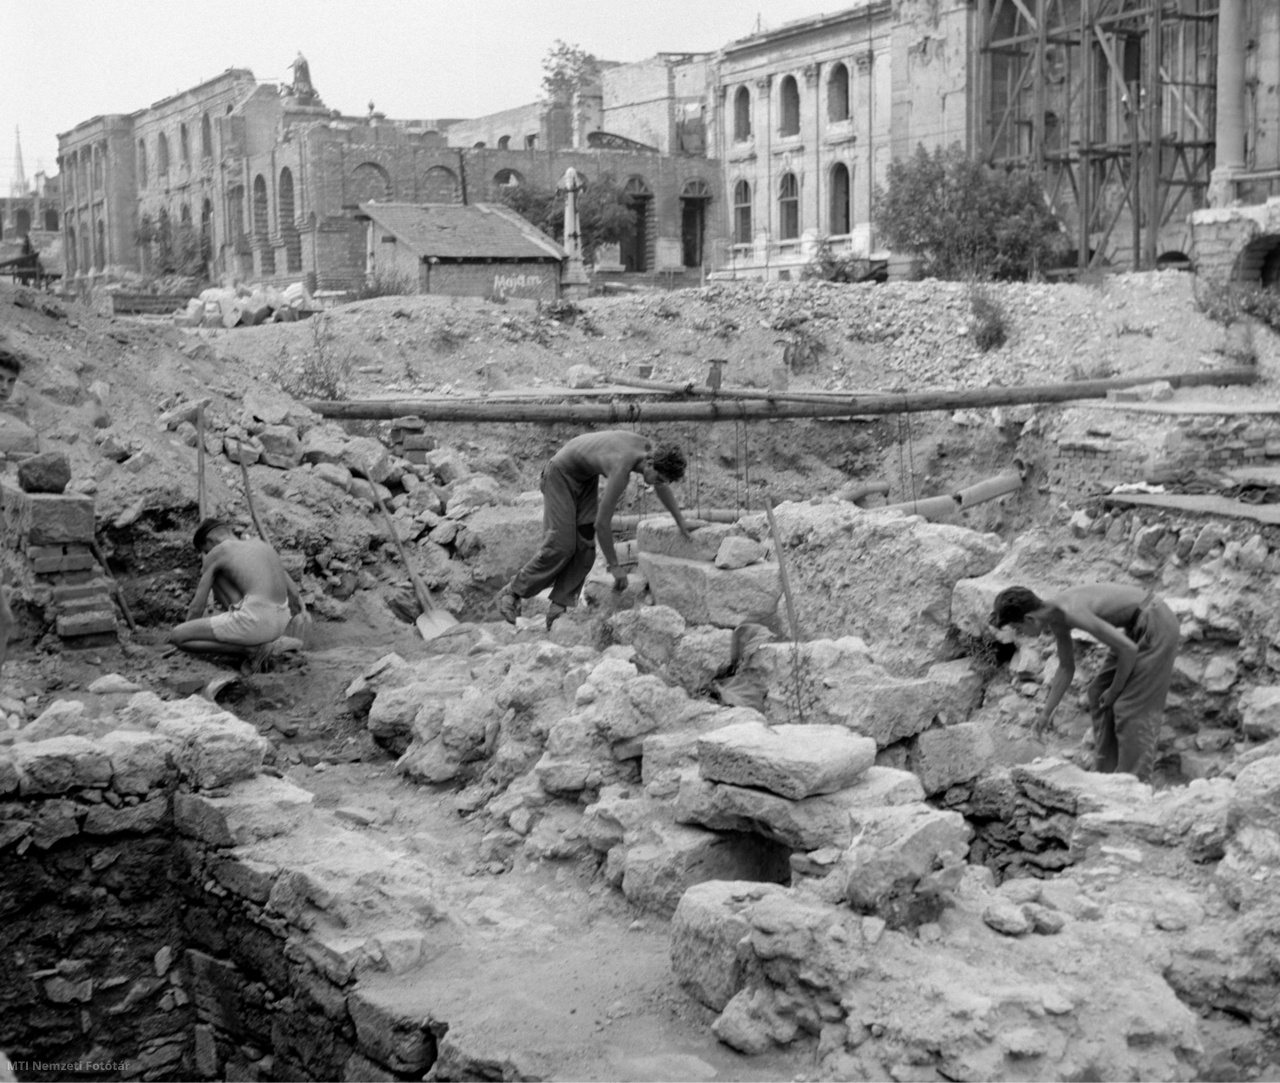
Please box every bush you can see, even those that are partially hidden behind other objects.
[801,239,879,283]
[1195,278,1280,335]
[968,283,1009,352]
[270,313,350,400]
[874,143,1066,280]
[493,171,634,263]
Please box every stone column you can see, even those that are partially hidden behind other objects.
[1208,0,1246,206]
[557,167,589,297]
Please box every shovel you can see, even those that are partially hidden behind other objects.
[360,473,458,641]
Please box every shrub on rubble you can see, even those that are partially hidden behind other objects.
[270,313,350,400]
[354,270,415,301]
[968,283,1009,352]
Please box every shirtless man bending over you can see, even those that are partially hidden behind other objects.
[991,582,1179,782]
[498,430,693,630]
[170,519,305,661]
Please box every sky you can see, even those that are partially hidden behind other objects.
[3,0,842,186]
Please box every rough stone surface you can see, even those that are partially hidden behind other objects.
[696,721,877,800]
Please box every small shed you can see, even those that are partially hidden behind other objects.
[358,202,565,301]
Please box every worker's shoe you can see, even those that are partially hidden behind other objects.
[497,586,521,625]
[545,602,567,631]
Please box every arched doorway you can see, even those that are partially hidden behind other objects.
[280,167,301,272]
[680,178,712,268]
[15,209,31,237]
[420,166,459,203]
[349,162,393,203]
[621,176,652,272]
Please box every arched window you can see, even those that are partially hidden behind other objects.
[44,209,58,231]
[180,203,192,227]
[421,166,459,203]
[829,163,851,235]
[201,113,213,159]
[157,133,170,176]
[779,173,799,240]
[93,149,104,190]
[473,141,486,149]
[180,123,191,167]
[96,220,106,270]
[497,135,511,150]
[252,174,269,236]
[66,226,77,275]
[280,167,301,272]
[779,76,800,137]
[350,162,392,202]
[201,199,213,264]
[733,86,752,142]
[137,140,148,187]
[492,169,524,190]
[733,180,752,245]
[828,63,850,121]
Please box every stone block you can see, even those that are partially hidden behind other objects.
[697,721,876,799]
[1012,759,1152,815]
[1,485,96,544]
[83,796,167,835]
[342,436,394,484]
[257,424,302,469]
[1239,686,1280,741]
[676,765,922,850]
[99,730,175,794]
[155,697,268,788]
[670,880,788,1010]
[174,775,315,846]
[0,753,22,796]
[911,721,997,794]
[349,989,436,1073]
[638,518,737,562]
[456,503,544,585]
[622,821,791,916]
[841,804,973,913]
[56,610,117,637]
[715,535,766,569]
[17,451,71,494]
[0,414,38,455]
[640,552,781,628]
[13,735,112,795]
[210,857,278,904]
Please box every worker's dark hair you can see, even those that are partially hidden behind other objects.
[192,517,234,552]
[0,346,22,377]
[991,586,1044,628]
[650,443,687,484]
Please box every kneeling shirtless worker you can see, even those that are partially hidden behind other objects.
[170,518,304,660]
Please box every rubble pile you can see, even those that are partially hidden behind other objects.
[171,282,315,329]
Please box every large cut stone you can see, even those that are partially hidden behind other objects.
[696,720,876,800]
[13,735,112,795]
[753,643,983,747]
[622,821,790,916]
[639,552,781,629]
[1,485,95,544]
[154,697,268,789]
[17,451,71,494]
[670,880,789,1010]
[173,775,316,846]
[675,765,924,850]
[637,518,737,562]
[912,721,997,795]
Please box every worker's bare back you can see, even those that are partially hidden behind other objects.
[1049,582,1150,631]
[207,538,291,606]
[551,431,650,482]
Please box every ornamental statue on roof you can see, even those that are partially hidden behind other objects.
[286,52,321,105]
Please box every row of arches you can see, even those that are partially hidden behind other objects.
[1,208,58,238]
[732,60,858,142]
[732,162,854,244]
[137,111,221,187]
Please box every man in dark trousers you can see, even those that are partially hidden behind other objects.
[170,519,305,663]
[991,582,1179,782]
[498,430,693,630]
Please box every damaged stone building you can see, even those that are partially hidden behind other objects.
[54,0,1280,293]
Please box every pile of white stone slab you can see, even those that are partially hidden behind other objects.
[675,720,925,852]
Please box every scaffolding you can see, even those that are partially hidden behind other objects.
[977,0,1219,273]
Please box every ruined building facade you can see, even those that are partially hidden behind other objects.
[55,0,1280,292]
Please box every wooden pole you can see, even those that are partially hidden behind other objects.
[303,367,1257,424]
[611,374,889,404]
[196,404,207,520]
[238,451,272,545]
[764,502,803,643]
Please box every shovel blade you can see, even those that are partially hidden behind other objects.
[416,610,459,641]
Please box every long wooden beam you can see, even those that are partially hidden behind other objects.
[304,367,1258,424]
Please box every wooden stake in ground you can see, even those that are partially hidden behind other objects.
[764,501,802,642]
[88,538,137,633]
[196,404,207,520]
[237,449,271,545]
